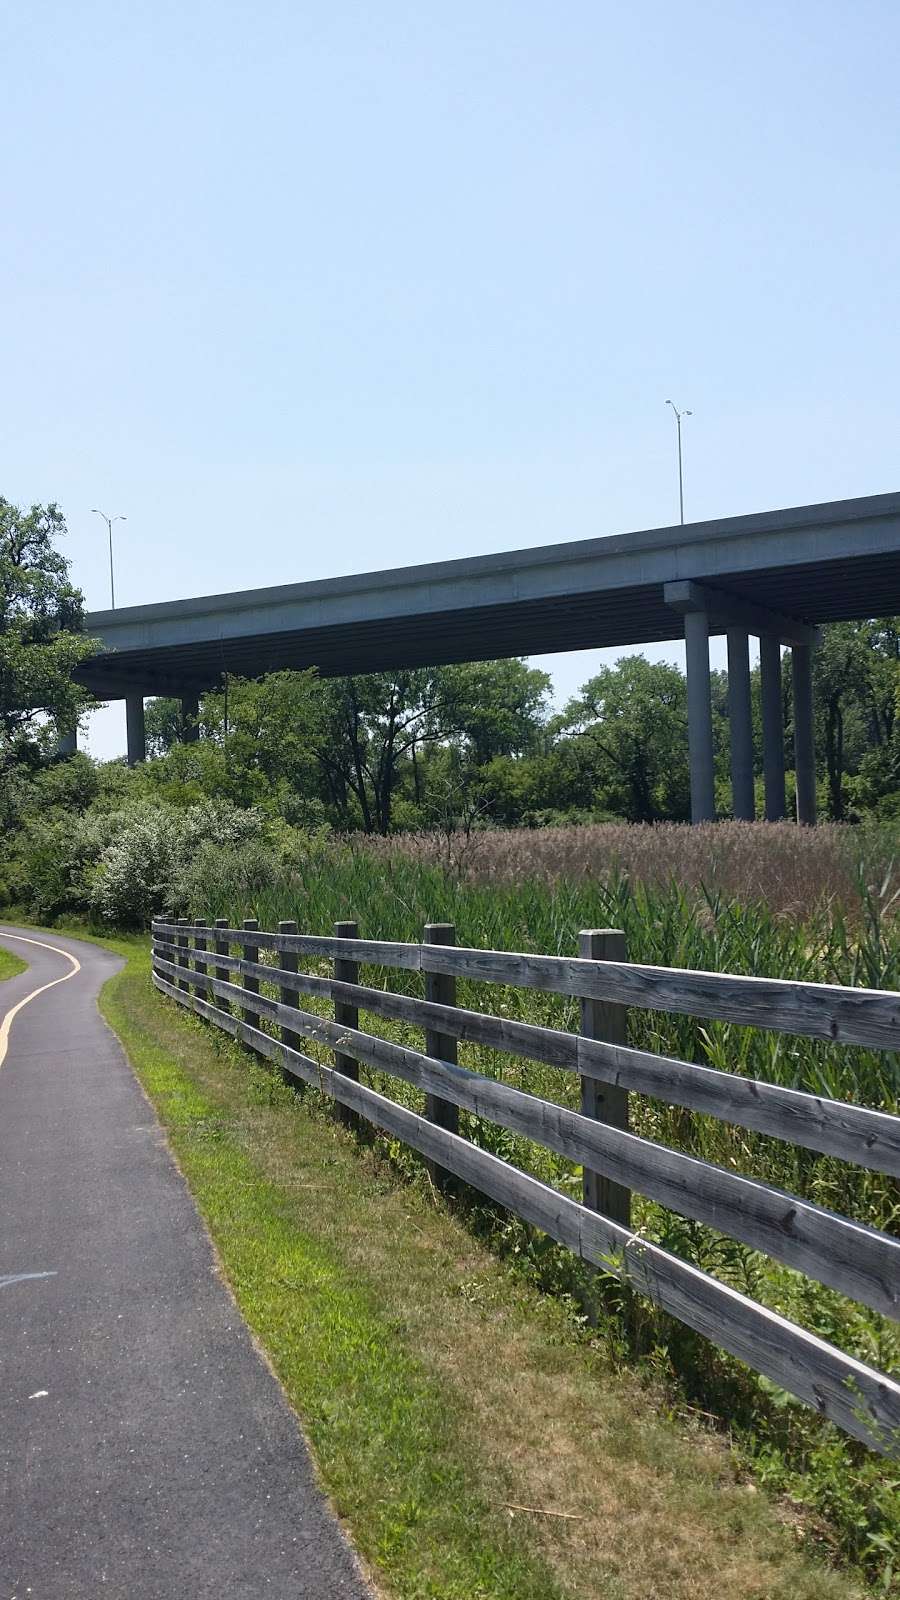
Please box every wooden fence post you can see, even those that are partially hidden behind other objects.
[214,918,230,1012]
[424,922,459,1192]
[278,919,302,1081]
[193,918,208,999]
[333,920,359,1129]
[578,928,631,1228]
[242,917,260,1036]
[177,918,190,993]
[153,915,171,980]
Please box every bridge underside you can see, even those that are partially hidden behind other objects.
[75,547,900,700]
[67,491,900,822]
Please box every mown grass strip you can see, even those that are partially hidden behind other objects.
[92,933,862,1600]
[0,943,28,981]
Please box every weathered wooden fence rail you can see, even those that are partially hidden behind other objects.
[151,915,900,1456]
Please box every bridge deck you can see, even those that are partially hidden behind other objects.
[76,491,900,696]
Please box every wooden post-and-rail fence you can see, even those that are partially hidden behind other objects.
[150,915,900,1457]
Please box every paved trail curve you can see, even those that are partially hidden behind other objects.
[0,925,371,1599]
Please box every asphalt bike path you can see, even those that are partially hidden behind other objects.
[0,925,371,1599]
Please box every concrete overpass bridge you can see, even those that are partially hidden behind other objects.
[71,490,900,823]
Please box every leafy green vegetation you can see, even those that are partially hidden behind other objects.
[90,932,862,1600]
[136,622,900,830]
[0,497,97,768]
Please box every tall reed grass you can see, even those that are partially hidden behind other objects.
[353,819,895,921]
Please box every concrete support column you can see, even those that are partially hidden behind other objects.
[726,627,755,820]
[181,694,200,744]
[792,642,817,825]
[58,722,78,758]
[759,635,786,821]
[125,694,146,767]
[684,608,716,822]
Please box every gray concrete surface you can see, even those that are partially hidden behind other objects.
[76,490,900,698]
[0,926,372,1600]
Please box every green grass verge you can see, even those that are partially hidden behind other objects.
[0,942,28,980]
[99,941,570,1600]
[51,926,865,1599]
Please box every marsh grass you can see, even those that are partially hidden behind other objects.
[351,820,895,922]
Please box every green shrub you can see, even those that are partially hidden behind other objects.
[89,801,267,927]
[7,796,271,927]
[16,809,114,921]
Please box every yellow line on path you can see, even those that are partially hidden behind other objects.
[0,934,81,1070]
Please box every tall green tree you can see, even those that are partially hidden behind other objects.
[0,499,96,764]
[203,671,325,823]
[559,656,691,822]
[143,695,185,757]
[144,673,326,824]
[445,660,552,764]
[315,670,459,834]
[810,626,866,820]
[806,622,900,819]
[316,661,553,833]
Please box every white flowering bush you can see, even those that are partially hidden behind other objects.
[89,801,266,927]
[10,791,276,926]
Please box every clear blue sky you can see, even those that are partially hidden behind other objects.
[3,1,898,757]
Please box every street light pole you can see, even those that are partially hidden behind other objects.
[91,509,127,608]
[665,400,692,525]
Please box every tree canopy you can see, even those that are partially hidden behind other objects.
[805,620,900,819]
[0,498,96,765]
[557,657,692,822]
[134,625,900,831]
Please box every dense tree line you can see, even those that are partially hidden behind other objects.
[137,625,899,832]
